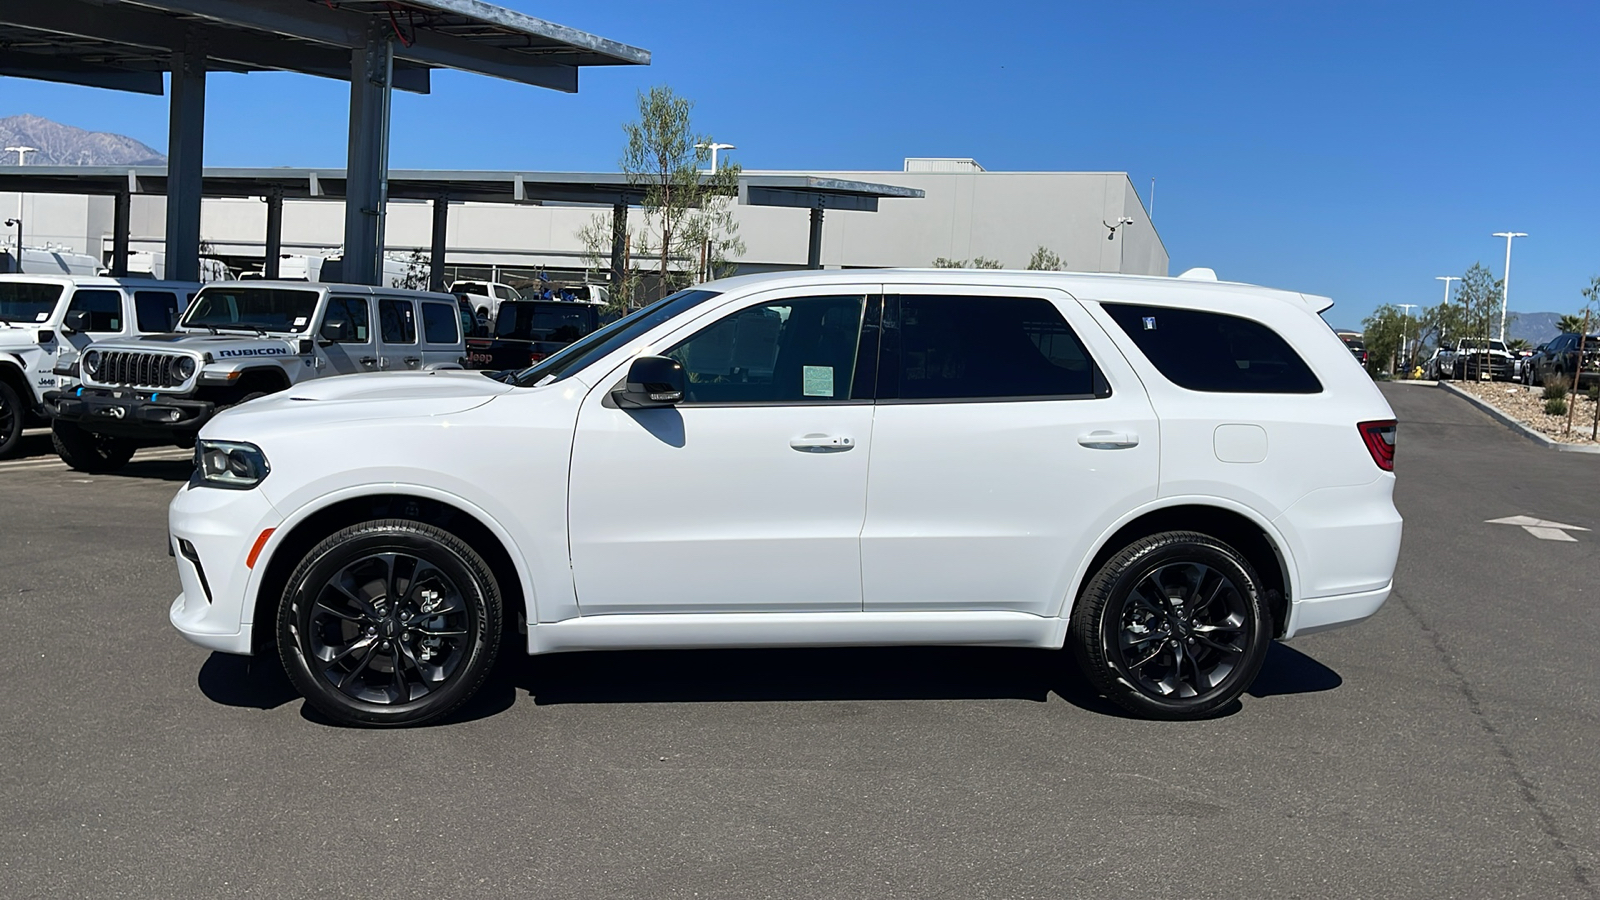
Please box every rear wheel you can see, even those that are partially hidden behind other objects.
[51,420,137,472]
[278,519,502,727]
[0,381,23,459]
[1069,531,1272,720]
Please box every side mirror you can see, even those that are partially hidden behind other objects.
[62,310,92,334]
[319,319,348,343]
[612,356,686,408]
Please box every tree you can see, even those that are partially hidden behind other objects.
[1026,246,1064,271]
[397,248,430,290]
[621,86,743,302]
[931,256,1004,269]
[1361,304,1418,376]
[1557,314,1587,334]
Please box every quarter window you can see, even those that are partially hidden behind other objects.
[881,295,1098,400]
[67,289,122,333]
[1102,303,1322,394]
[664,295,866,404]
[421,301,460,344]
[134,291,180,333]
[378,298,417,344]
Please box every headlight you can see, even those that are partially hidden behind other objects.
[193,440,270,489]
[82,349,101,375]
[170,355,196,381]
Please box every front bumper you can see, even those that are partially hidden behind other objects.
[167,480,283,656]
[46,387,216,438]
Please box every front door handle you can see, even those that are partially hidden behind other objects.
[403,356,421,368]
[359,356,378,369]
[790,434,855,453]
[1078,430,1139,449]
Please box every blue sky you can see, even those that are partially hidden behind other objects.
[4,1,1596,328]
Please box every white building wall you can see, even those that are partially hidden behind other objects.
[5,166,1168,278]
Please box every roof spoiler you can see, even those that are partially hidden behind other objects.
[1301,293,1335,314]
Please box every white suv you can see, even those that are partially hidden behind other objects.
[167,269,1402,726]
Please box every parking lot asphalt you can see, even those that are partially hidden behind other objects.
[1,385,1597,900]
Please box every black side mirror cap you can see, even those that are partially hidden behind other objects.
[298,338,315,354]
[62,310,91,334]
[612,355,686,408]
[37,329,54,344]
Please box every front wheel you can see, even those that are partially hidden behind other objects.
[0,380,23,459]
[51,421,137,472]
[278,519,502,727]
[1069,531,1272,720]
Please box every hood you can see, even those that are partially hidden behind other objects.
[109,331,301,359]
[0,323,49,351]
[203,370,517,436]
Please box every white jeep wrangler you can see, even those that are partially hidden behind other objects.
[0,274,197,458]
[45,281,469,472]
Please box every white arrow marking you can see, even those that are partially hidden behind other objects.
[1486,515,1589,541]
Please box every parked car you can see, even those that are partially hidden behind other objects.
[1513,346,1541,384]
[1531,332,1600,391]
[167,269,1402,726]
[449,280,521,326]
[1335,331,1368,368]
[44,282,466,472]
[1450,338,1513,381]
[1423,346,1454,380]
[464,298,603,370]
[0,274,197,457]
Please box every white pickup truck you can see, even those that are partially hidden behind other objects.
[0,275,197,457]
[448,280,522,325]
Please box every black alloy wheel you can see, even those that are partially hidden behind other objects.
[51,420,137,472]
[278,519,502,727]
[0,380,22,458]
[1070,531,1271,720]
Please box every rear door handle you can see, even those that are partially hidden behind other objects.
[790,434,855,453]
[1078,431,1139,449]
[403,356,421,367]
[359,356,378,368]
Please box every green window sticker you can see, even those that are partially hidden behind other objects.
[802,365,834,397]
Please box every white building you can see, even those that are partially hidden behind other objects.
[0,158,1165,284]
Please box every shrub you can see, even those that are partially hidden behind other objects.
[1588,385,1599,402]
[1543,382,1568,401]
[1545,397,1568,416]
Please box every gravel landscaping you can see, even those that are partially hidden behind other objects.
[1451,379,1600,445]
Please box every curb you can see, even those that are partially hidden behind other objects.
[1436,381,1600,455]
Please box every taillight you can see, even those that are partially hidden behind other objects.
[527,351,546,365]
[1358,420,1396,471]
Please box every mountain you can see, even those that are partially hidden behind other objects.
[0,114,165,166]
[1509,312,1564,346]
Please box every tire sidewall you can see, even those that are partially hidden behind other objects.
[278,523,499,726]
[1080,534,1271,719]
[0,380,22,458]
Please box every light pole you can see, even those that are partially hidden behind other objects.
[694,142,736,171]
[5,146,36,166]
[1436,276,1460,376]
[4,217,21,273]
[1398,302,1419,373]
[1492,231,1526,342]
[5,147,34,273]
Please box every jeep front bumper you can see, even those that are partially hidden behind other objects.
[45,387,216,437]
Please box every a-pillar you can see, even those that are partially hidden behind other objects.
[806,206,824,269]
[429,195,448,292]
[609,201,628,295]
[342,20,394,286]
[165,31,205,283]
[110,190,131,277]
[263,188,283,279]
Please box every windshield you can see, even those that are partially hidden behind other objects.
[0,282,65,324]
[509,289,721,387]
[182,287,320,333]
[494,302,599,342]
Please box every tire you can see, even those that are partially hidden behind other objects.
[51,420,137,472]
[277,519,503,727]
[1069,531,1272,720]
[0,380,23,459]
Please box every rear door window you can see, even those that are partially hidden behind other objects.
[1102,303,1322,394]
[879,294,1099,401]
[134,290,180,332]
[67,289,123,333]
[378,298,417,344]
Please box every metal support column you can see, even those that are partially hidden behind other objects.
[429,195,448,292]
[609,201,628,295]
[263,188,283,279]
[165,31,205,283]
[110,190,131,276]
[342,21,394,286]
[807,206,824,269]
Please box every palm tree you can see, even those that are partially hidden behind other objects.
[1558,314,1588,334]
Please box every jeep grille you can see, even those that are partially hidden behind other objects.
[92,350,184,389]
